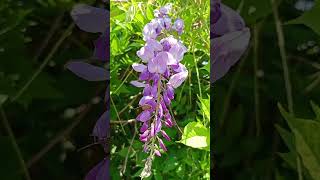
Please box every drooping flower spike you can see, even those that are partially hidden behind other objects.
[130,3,188,178]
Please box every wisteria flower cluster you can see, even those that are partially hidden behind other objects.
[211,0,250,82]
[67,3,110,180]
[130,3,188,178]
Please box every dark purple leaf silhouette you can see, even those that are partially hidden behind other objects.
[211,28,250,82]
[71,4,109,33]
[212,4,245,37]
[211,1,250,82]
[66,61,109,81]
[92,111,109,140]
[85,158,110,180]
[93,35,109,61]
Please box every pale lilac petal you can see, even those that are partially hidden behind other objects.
[139,96,154,106]
[154,149,161,157]
[130,81,146,88]
[139,69,150,80]
[168,71,188,88]
[71,4,108,33]
[161,130,171,141]
[169,42,187,62]
[140,122,148,133]
[66,61,109,81]
[132,63,147,72]
[137,46,154,63]
[146,39,162,51]
[137,110,151,122]
[158,138,167,151]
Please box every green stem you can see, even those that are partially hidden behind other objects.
[0,107,32,180]
[11,23,75,102]
[253,25,261,136]
[271,0,299,179]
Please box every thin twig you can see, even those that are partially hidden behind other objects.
[122,122,137,174]
[27,104,91,168]
[11,23,75,102]
[271,1,300,179]
[110,95,127,135]
[0,107,32,180]
[169,107,183,135]
[32,13,64,62]
[253,24,261,136]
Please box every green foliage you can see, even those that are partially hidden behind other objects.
[278,103,320,180]
[110,0,210,179]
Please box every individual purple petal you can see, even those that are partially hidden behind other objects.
[159,3,172,15]
[139,96,154,106]
[66,61,109,81]
[154,149,161,157]
[71,4,108,33]
[212,28,250,82]
[172,63,187,73]
[93,35,108,61]
[212,4,245,37]
[92,111,109,139]
[151,83,158,98]
[161,130,171,141]
[137,45,154,62]
[166,85,174,99]
[137,110,152,122]
[158,138,167,151]
[160,99,168,113]
[150,123,155,137]
[143,84,152,96]
[130,81,146,87]
[168,71,188,88]
[169,42,187,62]
[140,122,148,133]
[146,39,163,52]
[132,63,147,72]
[163,91,171,106]
[143,22,157,41]
[163,17,171,29]
[139,69,150,81]
[85,158,109,180]
[140,130,150,139]
[173,19,184,34]
[148,52,175,74]
[164,114,173,127]
[155,117,162,133]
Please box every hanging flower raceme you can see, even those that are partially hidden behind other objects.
[211,0,250,83]
[130,3,188,178]
[67,3,110,180]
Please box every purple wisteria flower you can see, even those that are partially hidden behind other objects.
[130,3,188,178]
[67,3,110,180]
[211,0,250,82]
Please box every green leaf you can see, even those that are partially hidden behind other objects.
[179,122,210,151]
[275,124,295,152]
[310,101,320,122]
[286,1,320,36]
[294,129,320,180]
[0,94,8,106]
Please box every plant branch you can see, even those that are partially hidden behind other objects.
[0,107,32,180]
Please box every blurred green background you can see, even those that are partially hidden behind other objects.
[214,0,320,179]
